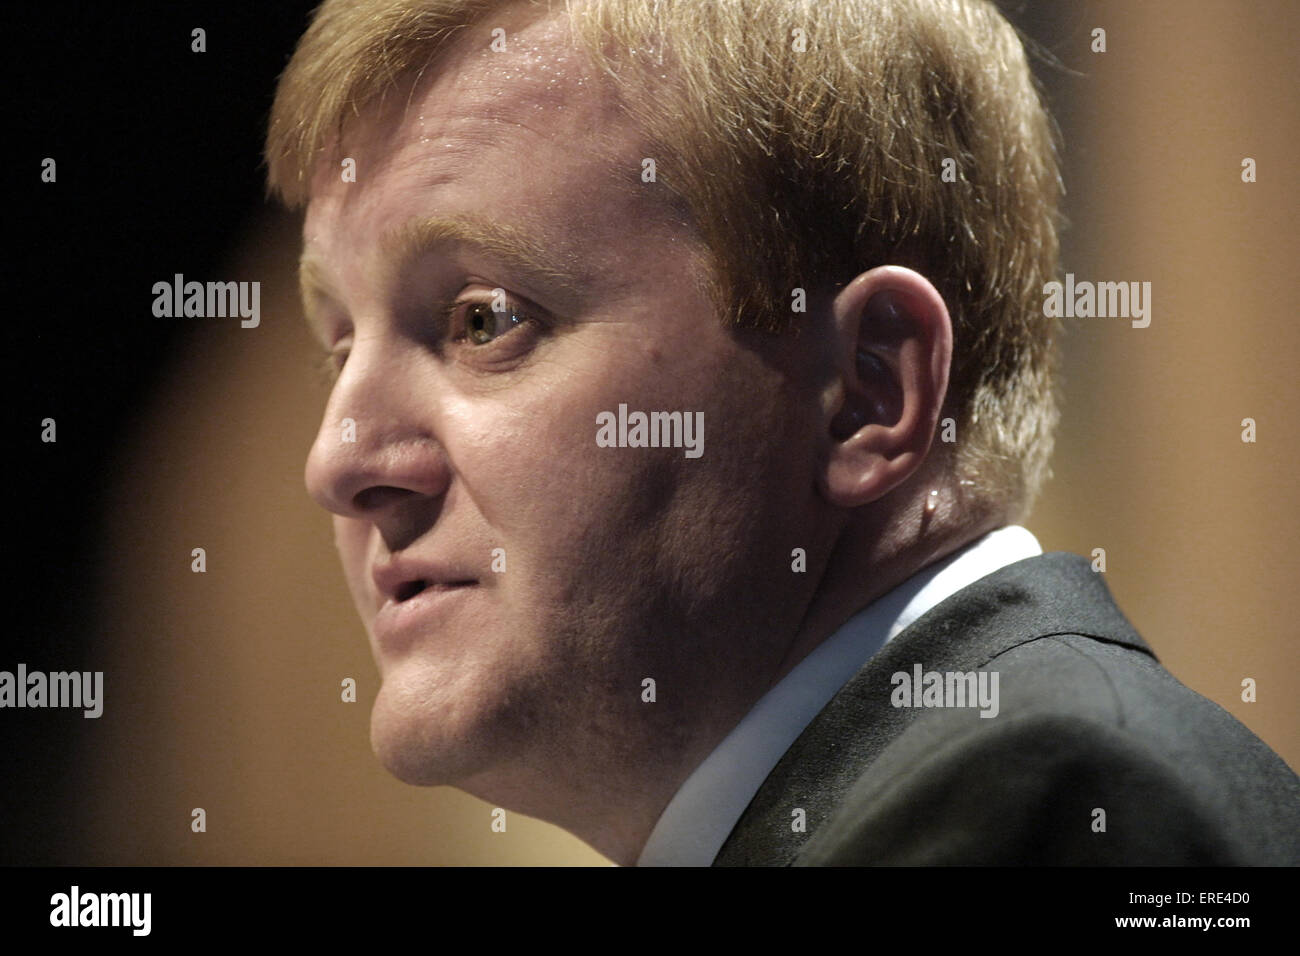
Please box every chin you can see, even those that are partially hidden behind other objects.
[369,685,480,788]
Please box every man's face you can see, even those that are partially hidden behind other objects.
[301,9,824,811]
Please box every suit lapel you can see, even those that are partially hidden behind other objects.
[712,551,1153,865]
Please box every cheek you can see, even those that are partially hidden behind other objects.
[492,346,758,584]
[440,345,648,513]
[432,359,684,629]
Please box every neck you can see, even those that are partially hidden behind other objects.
[769,488,1004,693]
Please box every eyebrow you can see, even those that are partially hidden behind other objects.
[298,256,341,340]
[299,213,591,338]
[383,214,588,297]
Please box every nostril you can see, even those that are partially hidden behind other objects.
[395,580,429,602]
[354,485,416,513]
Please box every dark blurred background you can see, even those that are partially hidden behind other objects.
[5,1,1298,865]
[7,0,324,863]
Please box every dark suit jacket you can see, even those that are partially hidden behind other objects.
[713,552,1300,865]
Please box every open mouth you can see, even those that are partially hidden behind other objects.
[395,580,428,602]
[394,579,475,603]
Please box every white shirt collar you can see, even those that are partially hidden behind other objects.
[635,525,1043,866]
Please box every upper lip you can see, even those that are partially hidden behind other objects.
[370,555,478,608]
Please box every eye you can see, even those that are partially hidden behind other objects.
[314,342,350,384]
[454,297,532,346]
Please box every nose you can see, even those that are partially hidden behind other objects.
[304,336,452,524]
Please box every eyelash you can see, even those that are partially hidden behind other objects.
[315,292,539,381]
[315,350,341,385]
[437,293,537,347]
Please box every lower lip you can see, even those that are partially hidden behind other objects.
[372,584,476,650]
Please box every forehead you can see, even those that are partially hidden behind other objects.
[301,7,682,284]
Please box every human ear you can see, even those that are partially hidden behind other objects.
[818,266,952,508]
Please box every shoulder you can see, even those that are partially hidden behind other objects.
[796,633,1300,865]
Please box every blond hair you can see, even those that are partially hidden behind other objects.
[267,0,1064,521]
